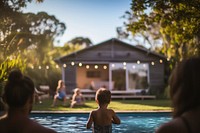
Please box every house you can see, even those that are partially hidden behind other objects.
[54,38,167,95]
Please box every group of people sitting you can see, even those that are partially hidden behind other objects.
[51,80,85,108]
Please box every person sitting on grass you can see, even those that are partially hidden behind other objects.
[51,80,67,107]
[86,87,121,133]
[70,88,85,108]
[0,69,56,133]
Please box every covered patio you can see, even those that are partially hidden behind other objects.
[55,38,167,97]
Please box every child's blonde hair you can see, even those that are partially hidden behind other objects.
[95,88,111,105]
[74,88,80,93]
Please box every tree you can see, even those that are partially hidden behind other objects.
[0,0,66,94]
[119,0,200,68]
[68,37,93,47]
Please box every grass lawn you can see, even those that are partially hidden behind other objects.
[33,99,172,112]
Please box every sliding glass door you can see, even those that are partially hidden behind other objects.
[110,63,149,91]
[127,63,149,91]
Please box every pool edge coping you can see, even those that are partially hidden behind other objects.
[31,110,172,114]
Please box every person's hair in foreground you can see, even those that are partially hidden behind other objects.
[86,88,120,133]
[156,57,200,133]
[0,69,56,133]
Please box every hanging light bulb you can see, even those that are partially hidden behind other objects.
[63,64,67,68]
[79,63,82,67]
[71,62,75,66]
[94,65,98,69]
[103,65,107,69]
[86,65,90,69]
[46,66,49,69]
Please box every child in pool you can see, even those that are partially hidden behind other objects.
[70,88,85,108]
[86,88,121,133]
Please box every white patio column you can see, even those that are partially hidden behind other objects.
[109,63,112,90]
[62,65,65,82]
[125,65,128,91]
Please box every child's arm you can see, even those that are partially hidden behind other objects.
[71,94,76,102]
[111,110,121,124]
[86,111,93,129]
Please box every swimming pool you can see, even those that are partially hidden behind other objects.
[31,112,171,133]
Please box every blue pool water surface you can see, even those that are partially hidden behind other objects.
[30,112,171,133]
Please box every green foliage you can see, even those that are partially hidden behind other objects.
[119,0,200,68]
[0,0,66,96]
[0,55,26,95]
[68,37,93,47]
[25,66,61,94]
[51,43,86,60]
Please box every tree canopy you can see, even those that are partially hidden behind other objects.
[119,0,200,68]
[67,37,93,47]
[0,0,66,89]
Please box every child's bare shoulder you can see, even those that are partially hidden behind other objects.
[107,109,115,114]
[90,109,98,115]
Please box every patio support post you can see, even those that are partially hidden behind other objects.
[62,66,65,82]
[109,63,112,90]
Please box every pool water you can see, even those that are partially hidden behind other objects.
[30,112,171,133]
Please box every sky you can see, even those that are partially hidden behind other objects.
[23,0,132,46]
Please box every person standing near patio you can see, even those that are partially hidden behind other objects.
[51,80,67,107]
[0,69,56,133]
[156,57,200,133]
[86,87,121,132]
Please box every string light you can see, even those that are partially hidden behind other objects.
[46,66,49,69]
[79,63,82,67]
[94,65,98,69]
[27,58,167,70]
[71,62,75,66]
[63,64,67,68]
[86,65,90,69]
[167,58,170,61]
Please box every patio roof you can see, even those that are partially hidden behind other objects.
[54,38,166,64]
